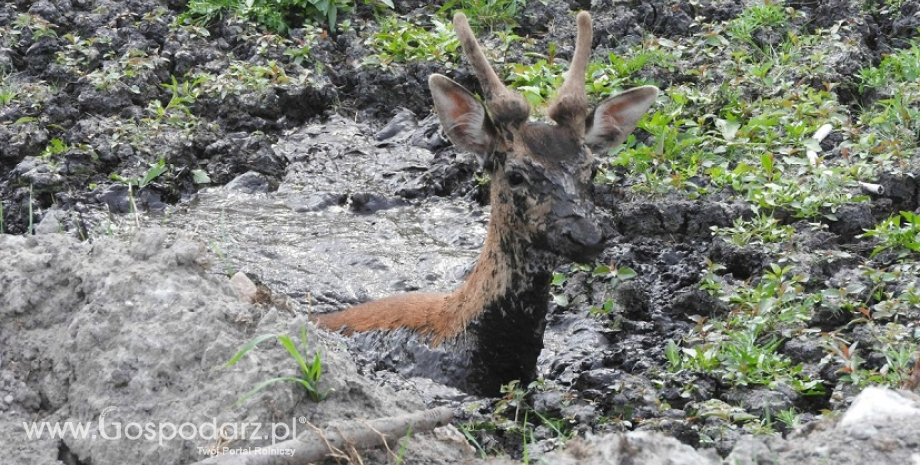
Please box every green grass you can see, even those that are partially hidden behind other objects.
[0,70,16,105]
[861,211,920,259]
[440,0,525,32]
[224,325,331,404]
[179,0,362,32]
[361,17,460,69]
[710,207,796,247]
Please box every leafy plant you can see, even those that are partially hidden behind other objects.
[361,17,460,69]
[711,207,795,247]
[109,158,169,226]
[440,0,525,32]
[0,69,16,105]
[861,211,920,259]
[224,325,331,404]
[727,1,789,43]
[40,138,70,159]
[587,264,638,316]
[180,0,354,33]
[146,75,207,125]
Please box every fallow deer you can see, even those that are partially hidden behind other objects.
[314,11,658,396]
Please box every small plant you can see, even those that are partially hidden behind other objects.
[727,1,789,43]
[224,325,331,404]
[180,0,353,33]
[588,263,638,316]
[711,207,795,247]
[861,211,920,259]
[440,0,525,32]
[361,17,460,69]
[775,407,801,431]
[858,41,920,92]
[109,158,169,226]
[40,138,70,159]
[0,69,16,105]
[146,75,206,125]
[13,13,58,40]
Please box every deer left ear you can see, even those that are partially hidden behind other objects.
[429,74,497,165]
[584,85,659,154]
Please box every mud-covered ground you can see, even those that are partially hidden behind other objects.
[2,0,920,463]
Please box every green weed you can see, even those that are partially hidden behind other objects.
[109,158,169,226]
[0,69,16,105]
[361,17,460,69]
[710,207,795,247]
[224,325,331,405]
[861,211,920,259]
[440,0,525,32]
[180,0,354,33]
[40,138,70,159]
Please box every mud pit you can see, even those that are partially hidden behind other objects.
[3,0,920,463]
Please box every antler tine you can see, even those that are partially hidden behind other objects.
[547,11,592,135]
[453,12,530,124]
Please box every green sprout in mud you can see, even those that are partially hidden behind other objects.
[198,61,289,98]
[40,138,70,160]
[12,13,58,41]
[440,0,525,32]
[0,69,16,106]
[224,325,331,405]
[710,207,795,247]
[550,262,637,312]
[674,264,826,393]
[861,211,920,259]
[109,158,169,227]
[361,17,460,69]
[727,1,789,42]
[146,75,206,126]
[461,380,575,460]
[180,0,360,33]
[830,330,919,389]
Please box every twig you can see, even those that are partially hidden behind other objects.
[192,407,453,465]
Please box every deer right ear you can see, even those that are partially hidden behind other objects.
[584,85,659,155]
[429,74,496,163]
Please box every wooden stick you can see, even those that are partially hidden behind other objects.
[193,407,454,465]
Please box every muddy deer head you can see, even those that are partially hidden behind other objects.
[429,12,658,266]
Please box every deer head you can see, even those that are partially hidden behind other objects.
[314,12,660,396]
[429,12,659,267]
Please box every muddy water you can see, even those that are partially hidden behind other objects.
[167,116,486,314]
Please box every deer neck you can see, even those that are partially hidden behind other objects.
[447,194,556,324]
[436,199,556,394]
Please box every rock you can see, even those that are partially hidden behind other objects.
[34,209,64,234]
[536,431,720,465]
[838,387,920,432]
[225,171,270,194]
[725,387,920,465]
[230,271,258,302]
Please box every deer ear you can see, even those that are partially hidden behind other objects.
[429,74,496,163]
[584,85,659,154]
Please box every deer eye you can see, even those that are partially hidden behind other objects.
[507,171,525,186]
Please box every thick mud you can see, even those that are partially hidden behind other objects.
[3,0,920,463]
